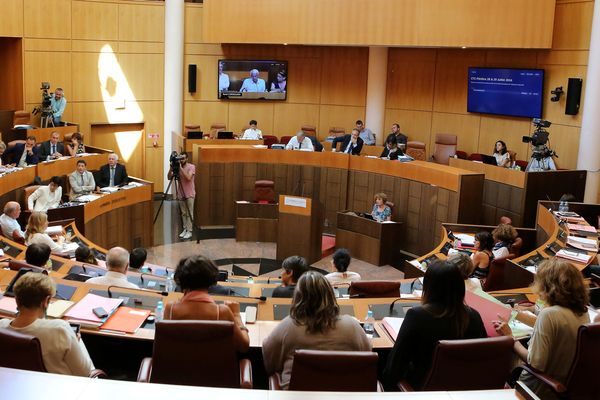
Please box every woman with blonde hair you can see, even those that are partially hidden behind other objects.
[25,212,64,252]
[448,252,481,291]
[262,270,371,390]
[494,259,589,397]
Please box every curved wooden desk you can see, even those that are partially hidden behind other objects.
[194,147,484,256]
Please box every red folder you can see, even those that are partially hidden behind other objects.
[101,307,151,334]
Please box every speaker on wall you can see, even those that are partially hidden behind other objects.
[565,77,582,115]
[188,64,197,93]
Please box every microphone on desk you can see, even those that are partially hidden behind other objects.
[227,288,267,302]
[266,275,281,284]
[348,294,365,298]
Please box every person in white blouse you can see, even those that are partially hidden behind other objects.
[285,131,314,151]
[86,247,140,289]
[325,248,361,285]
[0,201,25,241]
[28,176,63,212]
[218,61,230,92]
[24,212,64,253]
[241,120,263,140]
[0,273,95,376]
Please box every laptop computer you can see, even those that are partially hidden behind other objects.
[481,154,498,166]
[217,131,234,139]
[187,131,203,139]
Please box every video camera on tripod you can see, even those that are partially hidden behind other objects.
[169,151,186,179]
[522,118,557,161]
[32,82,56,128]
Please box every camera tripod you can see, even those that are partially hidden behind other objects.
[40,111,55,128]
[153,173,199,244]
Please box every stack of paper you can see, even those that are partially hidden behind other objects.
[567,223,597,234]
[47,300,75,318]
[556,249,592,264]
[567,236,598,252]
[0,296,18,316]
[455,233,475,248]
[45,225,63,235]
[99,187,119,193]
[64,293,123,328]
[382,317,404,340]
[77,194,102,202]
[101,307,150,334]
[465,290,512,337]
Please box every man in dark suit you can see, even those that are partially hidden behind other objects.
[6,135,40,166]
[97,153,129,188]
[39,131,65,160]
[339,128,364,155]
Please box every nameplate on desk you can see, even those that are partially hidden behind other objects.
[283,196,307,208]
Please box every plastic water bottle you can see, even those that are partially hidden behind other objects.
[363,310,375,335]
[165,274,175,292]
[155,301,164,322]
[559,200,569,212]
[247,276,254,284]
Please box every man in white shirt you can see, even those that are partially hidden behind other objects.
[87,247,139,289]
[69,159,96,200]
[285,131,314,151]
[240,69,266,92]
[0,201,24,240]
[218,61,230,92]
[0,273,94,376]
[28,176,63,212]
[241,120,263,140]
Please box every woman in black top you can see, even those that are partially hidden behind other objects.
[380,134,403,160]
[382,260,487,390]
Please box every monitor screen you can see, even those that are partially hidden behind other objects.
[467,67,544,118]
[218,60,288,100]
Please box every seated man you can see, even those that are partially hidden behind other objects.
[28,176,63,212]
[356,120,375,146]
[39,131,65,160]
[0,272,94,376]
[240,69,266,92]
[391,123,407,148]
[6,135,40,167]
[68,160,96,199]
[129,247,148,271]
[340,128,364,155]
[87,247,139,289]
[241,120,263,140]
[285,131,314,151]
[0,201,25,241]
[272,255,309,298]
[25,243,52,269]
[325,248,361,285]
[97,153,128,188]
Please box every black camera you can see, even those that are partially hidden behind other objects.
[169,151,186,177]
[522,118,551,146]
[32,82,53,116]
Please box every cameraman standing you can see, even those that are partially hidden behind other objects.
[50,88,67,126]
[168,152,195,240]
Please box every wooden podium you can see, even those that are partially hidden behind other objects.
[276,195,322,264]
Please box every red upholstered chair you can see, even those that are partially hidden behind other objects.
[349,281,401,298]
[13,111,32,127]
[455,150,468,160]
[254,180,276,203]
[515,159,528,170]
[431,134,458,165]
[509,323,600,399]
[468,153,483,162]
[8,260,45,272]
[280,136,293,145]
[263,135,279,148]
[300,124,317,138]
[508,237,523,259]
[399,336,514,391]
[405,141,426,161]
[137,320,252,388]
[269,349,381,391]
[328,127,346,139]
[482,258,507,292]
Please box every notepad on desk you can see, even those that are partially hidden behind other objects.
[100,306,150,334]
[382,317,404,340]
[556,249,592,264]
[567,223,597,234]
[567,236,598,252]
[0,296,18,316]
[45,225,64,235]
[47,300,75,318]
[65,293,122,325]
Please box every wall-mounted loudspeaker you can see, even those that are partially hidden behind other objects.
[565,77,582,115]
[188,64,197,93]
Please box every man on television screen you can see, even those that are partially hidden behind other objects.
[218,61,230,92]
[240,69,266,93]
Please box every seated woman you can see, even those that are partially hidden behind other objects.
[262,271,371,390]
[493,140,511,168]
[164,255,249,353]
[382,260,486,390]
[75,244,98,265]
[492,223,518,259]
[470,231,494,280]
[448,252,481,292]
[494,259,589,398]
[25,243,52,270]
[270,70,287,93]
[25,212,64,253]
[325,248,361,285]
[66,132,85,157]
[380,134,402,160]
[371,192,392,222]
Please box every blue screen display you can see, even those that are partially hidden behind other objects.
[467,68,544,118]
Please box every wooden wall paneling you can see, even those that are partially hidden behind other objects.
[117,53,164,101]
[540,64,587,127]
[71,52,104,102]
[138,101,164,146]
[551,1,594,50]
[484,50,538,69]
[477,116,531,161]
[118,2,164,43]
[318,105,366,138]
[144,147,164,193]
[417,184,438,255]
[273,103,320,138]
[405,181,422,252]
[0,38,24,110]
[242,162,258,201]
[430,112,481,156]
[184,54,222,102]
[183,101,229,135]
[383,109,433,153]
[457,174,484,224]
[285,56,322,105]
[319,47,368,107]
[541,124,581,170]
[537,49,589,66]
[197,164,211,225]
[71,0,118,41]
[227,102,275,136]
[222,162,236,224]
[23,38,71,52]
[185,4,203,44]
[90,122,145,179]
[1,0,24,37]
[24,0,71,39]
[386,49,436,111]
[24,51,72,105]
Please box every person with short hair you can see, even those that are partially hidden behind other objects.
[86,247,139,289]
[272,256,309,298]
[218,61,230,92]
[240,69,266,92]
[494,259,590,398]
[0,272,94,376]
[25,243,52,269]
[382,260,486,390]
[270,70,287,93]
[164,255,249,352]
[356,120,375,145]
[339,128,364,155]
[492,140,511,168]
[371,192,392,222]
[325,248,361,285]
[74,244,98,265]
[167,152,196,240]
[97,153,128,188]
[129,247,148,270]
[0,201,25,240]
[262,271,371,390]
[66,132,85,157]
[241,120,263,140]
[40,131,65,160]
[448,252,481,292]
[380,134,402,160]
[28,176,63,212]
[50,88,67,126]
[492,223,518,259]
[69,159,95,199]
[470,231,494,279]
[6,135,40,167]
[285,131,314,151]
[25,212,64,253]
[391,123,407,148]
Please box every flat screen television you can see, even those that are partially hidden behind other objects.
[467,67,544,118]
[218,60,288,100]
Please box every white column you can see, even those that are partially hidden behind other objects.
[365,47,389,146]
[163,0,184,191]
[577,0,600,203]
